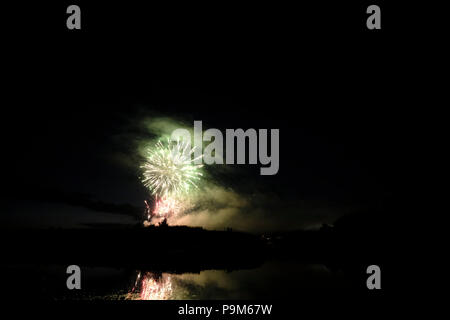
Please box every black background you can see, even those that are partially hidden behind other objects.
[1,0,434,317]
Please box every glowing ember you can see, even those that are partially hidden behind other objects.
[153,196,179,217]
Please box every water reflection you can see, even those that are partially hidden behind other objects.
[2,261,347,300]
[126,261,345,300]
[129,272,173,300]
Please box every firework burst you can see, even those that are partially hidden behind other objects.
[141,138,203,223]
[141,139,203,198]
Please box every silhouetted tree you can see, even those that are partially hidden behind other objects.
[159,218,169,228]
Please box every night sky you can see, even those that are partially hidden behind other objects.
[1,2,407,232]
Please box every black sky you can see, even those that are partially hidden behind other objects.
[1,2,411,230]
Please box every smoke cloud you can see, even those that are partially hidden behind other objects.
[170,183,344,233]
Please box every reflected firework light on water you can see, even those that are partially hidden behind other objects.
[129,272,173,300]
[141,138,203,226]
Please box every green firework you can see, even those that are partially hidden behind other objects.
[141,139,203,197]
